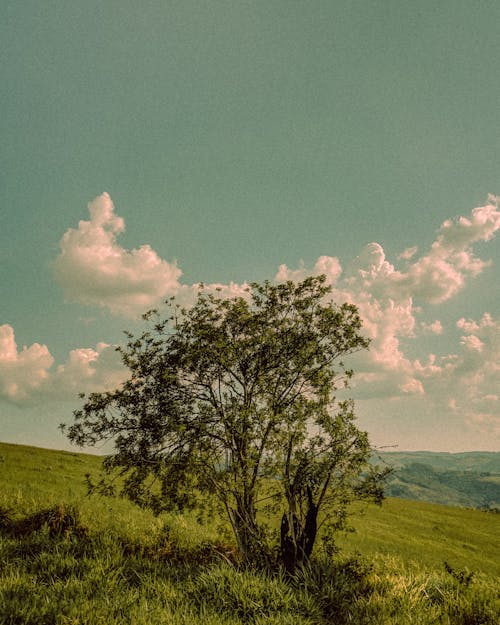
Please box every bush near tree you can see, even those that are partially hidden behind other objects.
[64,275,389,572]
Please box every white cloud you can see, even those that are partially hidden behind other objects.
[53,193,182,317]
[394,198,500,303]
[332,198,500,306]
[351,307,500,443]
[344,242,396,289]
[50,342,127,398]
[460,334,484,353]
[276,255,342,285]
[275,198,500,434]
[421,320,443,335]
[353,307,500,450]
[397,246,418,261]
[0,324,126,404]
[399,378,424,395]
[57,193,498,325]
[18,193,496,448]
[0,325,54,401]
[448,313,500,437]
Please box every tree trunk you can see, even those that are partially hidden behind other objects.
[231,496,269,568]
[302,487,318,559]
[280,487,318,574]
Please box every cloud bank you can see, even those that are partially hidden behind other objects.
[4,193,500,448]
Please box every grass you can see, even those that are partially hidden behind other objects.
[1,442,499,624]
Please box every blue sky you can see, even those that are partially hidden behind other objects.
[1,1,499,451]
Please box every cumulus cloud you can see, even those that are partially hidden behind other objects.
[328,197,500,306]
[395,197,500,303]
[50,342,127,399]
[276,197,500,418]
[276,255,342,285]
[39,194,500,446]
[349,306,500,444]
[0,324,126,404]
[53,193,182,317]
[448,313,500,436]
[456,313,498,368]
[0,325,54,401]
[421,320,443,335]
[53,193,257,318]
[274,196,499,388]
[397,246,418,261]
[58,193,499,324]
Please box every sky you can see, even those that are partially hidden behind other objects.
[1,0,499,453]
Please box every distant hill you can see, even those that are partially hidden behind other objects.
[377,451,500,509]
[1,441,498,510]
[378,451,500,473]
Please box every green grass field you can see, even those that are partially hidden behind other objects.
[1,442,499,624]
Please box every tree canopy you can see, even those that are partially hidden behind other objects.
[64,275,389,571]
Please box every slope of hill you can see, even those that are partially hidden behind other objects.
[1,442,499,625]
[1,441,498,577]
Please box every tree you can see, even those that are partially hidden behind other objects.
[64,275,389,572]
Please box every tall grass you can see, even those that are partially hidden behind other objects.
[1,509,498,625]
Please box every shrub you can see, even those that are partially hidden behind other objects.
[3,504,88,539]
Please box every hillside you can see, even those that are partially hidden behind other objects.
[378,451,500,509]
[1,441,499,576]
[1,441,499,624]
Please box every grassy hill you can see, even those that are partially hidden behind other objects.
[1,442,499,624]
